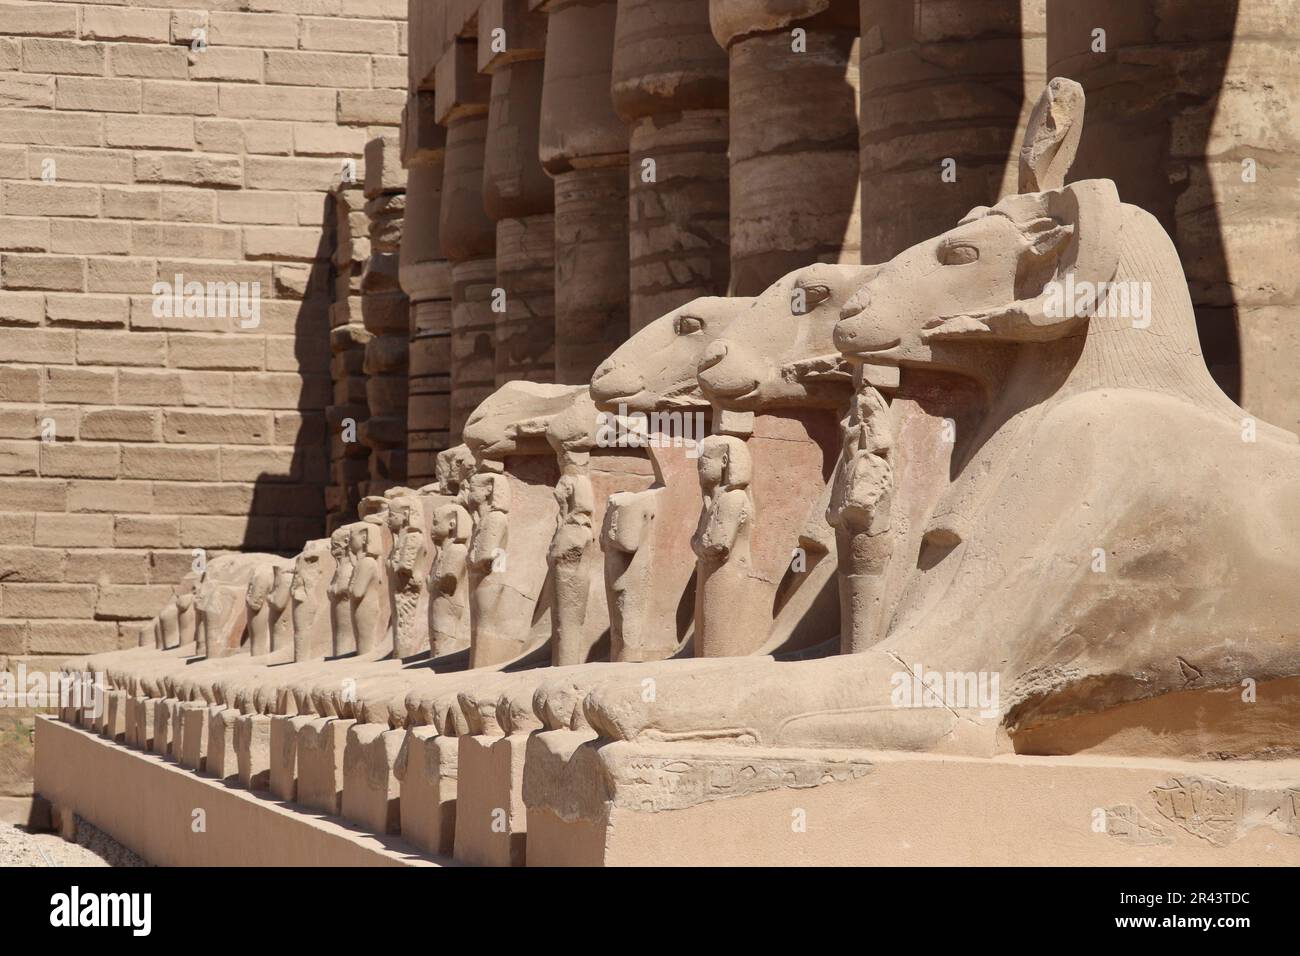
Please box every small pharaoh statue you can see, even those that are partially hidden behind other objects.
[348,523,385,655]
[692,434,757,657]
[386,497,429,658]
[428,501,472,657]
[245,560,275,656]
[466,466,512,667]
[826,372,894,653]
[549,450,596,665]
[267,562,294,653]
[327,526,356,656]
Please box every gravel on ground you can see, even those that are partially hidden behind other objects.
[0,817,148,867]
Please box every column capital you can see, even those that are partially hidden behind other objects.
[709,0,851,49]
[477,0,548,73]
[434,39,492,125]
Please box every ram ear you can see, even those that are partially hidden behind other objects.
[1047,178,1124,292]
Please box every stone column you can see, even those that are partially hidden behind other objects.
[480,0,556,386]
[326,182,371,532]
[400,91,453,486]
[361,134,410,494]
[612,0,731,331]
[858,0,1045,262]
[538,0,631,384]
[437,38,497,440]
[1048,0,1297,430]
[711,0,862,296]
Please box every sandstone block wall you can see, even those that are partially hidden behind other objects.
[0,1,407,677]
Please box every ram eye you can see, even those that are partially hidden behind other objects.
[674,314,703,335]
[938,242,979,266]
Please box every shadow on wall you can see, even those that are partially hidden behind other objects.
[1048,0,1243,400]
[240,195,334,555]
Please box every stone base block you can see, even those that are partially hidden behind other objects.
[523,736,1300,866]
[205,707,239,783]
[297,717,355,815]
[103,691,125,743]
[453,733,527,867]
[270,715,314,802]
[235,714,273,792]
[179,703,209,771]
[342,724,403,835]
[34,717,444,867]
[399,728,458,857]
[152,699,177,757]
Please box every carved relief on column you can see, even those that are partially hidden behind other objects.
[400,92,453,486]
[291,538,337,662]
[858,0,1045,262]
[612,0,730,332]
[361,134,411,494]
[711,0,862,295]
[481,0,556,386]
[538,0,631,384]
[326,183,373,532]
[437,39,498,440]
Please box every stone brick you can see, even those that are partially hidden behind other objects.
[148,548,195,582]
[160,189,217,224]
[0,620,28,655]
[0,326,75,361]
[64,550,149,585]
[0,3,78,38]
[164,409,272,444]
[118,369,231,407]
[0,37,17,71]
[179,515,253,549]
[169,11,207,46]
[0,290,44,325]
[49,222,132,257]
[44,366,116,404]
[28,619,120,654]
[79,408,162,443]
[33,513,112,548]
[96,584,175,620]
[208,12,299,50]
[0,219,49,254]
[187,47,262,83]
[101,186,161,220]
[0,441,38,476]
[104,114,194,150]
[131,223,241,260]
[0,546,64,583]
[293,122,365,157]
[110,44,189,80]
[87,257,156,294]
[153,481,252,516]
[55,76,141,112]
[82,9,172,43]
[266,50,371,88]
[336,89,405,126]
[66,479,151,515]
[0,514,35,546]
[167,333,263,370]
[0,109,102,147]
[1,254,85,292]
[0,367,43,403]
[244,225,329,261]
[115,515,180,548]
[3,585,97,620]
[301,17,398,54]
[219,85,335,123]
[45,291,131,326]
[219,444,303,481]
[134,152,241,187]
[1,182,99,218]
[142,79,218,116]
[76,330,167,367]
[0,74,55,109]
[26,146,134,183]
[245,156,345,191]
[0,145,26,178]
[22,39,106,76]
[218,190,300,225]
[372,55,406,89]
[232,371,329,409]
[120,444,218,480]
[39,442,119,478]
